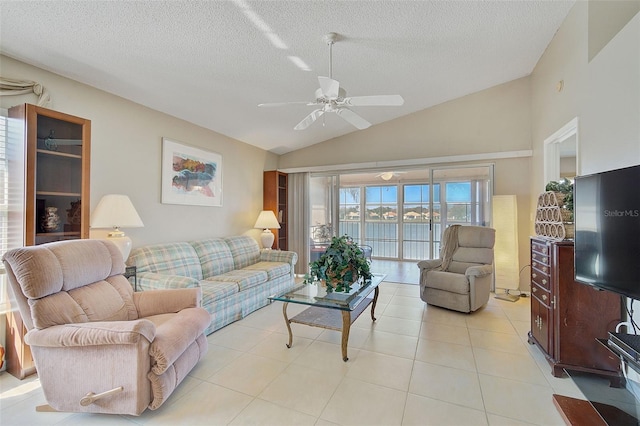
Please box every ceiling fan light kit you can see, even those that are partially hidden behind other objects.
[258,32,404,131]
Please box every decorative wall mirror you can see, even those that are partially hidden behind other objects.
[544,117,579,186]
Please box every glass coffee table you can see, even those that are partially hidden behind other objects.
[268,273,386,362]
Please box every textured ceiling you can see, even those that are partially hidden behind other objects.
[0,1,574,154]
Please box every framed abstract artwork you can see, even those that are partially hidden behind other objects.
[161,138,223,206]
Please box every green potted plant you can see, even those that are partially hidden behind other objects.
[304,235,372,292]
[545,178,574,221]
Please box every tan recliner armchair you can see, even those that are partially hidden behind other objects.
[3,239,211,416]
[418,225,496,313]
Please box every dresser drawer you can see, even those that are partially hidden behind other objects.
[531,269,550,290]
[531,251,549,266]
[531,240,549,257]
[531,260,550,277]
[531,283,552,308]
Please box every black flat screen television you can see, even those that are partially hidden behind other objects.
[574,164,640,299]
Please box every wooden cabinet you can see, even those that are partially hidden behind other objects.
[5,104,91,379]
[9,104,91,245]
[263,170,287,250]
[528,237,623,385]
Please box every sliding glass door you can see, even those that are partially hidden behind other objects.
[307,165,492,265]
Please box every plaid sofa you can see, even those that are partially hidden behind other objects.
[127,236,297,335]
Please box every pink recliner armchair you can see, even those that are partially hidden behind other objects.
[3,239,211,415]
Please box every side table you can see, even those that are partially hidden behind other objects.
[124,266,137,291]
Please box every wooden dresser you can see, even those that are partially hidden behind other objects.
[528,237,623,385]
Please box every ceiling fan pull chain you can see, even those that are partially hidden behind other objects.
[329,41,333,80]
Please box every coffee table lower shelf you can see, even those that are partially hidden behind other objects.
[282,292,377,362]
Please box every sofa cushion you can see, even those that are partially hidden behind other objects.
[190,238,235,278]
[243,261,291,280]
[213,270,268,291]
[224,236,261,269]
[128,242,203,280]
[199,280,239,305]
[424,270,470,295]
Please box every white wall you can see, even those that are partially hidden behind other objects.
[0,55,279,247]
[580,11,640,174]
[531,1,639,190]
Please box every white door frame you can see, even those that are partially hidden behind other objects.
[543,117,579,186]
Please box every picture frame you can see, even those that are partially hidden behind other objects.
[161,138,223,207]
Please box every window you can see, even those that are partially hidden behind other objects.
[324,165,492,262]
[338,187,361,241]
[0,111,9,313]
[402,183,440,260]
[364,186,398,258]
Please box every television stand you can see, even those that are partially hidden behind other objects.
[607,332,640,371]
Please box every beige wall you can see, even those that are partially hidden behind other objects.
[279,76,532,169]
[580,10,640,174]
[530,2,639,196]
[532,0,639,177]
[0,55,279,247]
[280,77,534,291]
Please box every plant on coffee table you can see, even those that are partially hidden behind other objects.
[304,235,372,293]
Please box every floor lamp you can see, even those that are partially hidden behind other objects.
[492,195,520,302]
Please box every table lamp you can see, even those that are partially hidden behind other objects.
[254,210,280,249]
[91,194,144,261]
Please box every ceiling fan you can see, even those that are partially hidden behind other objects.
[258,32,404,131]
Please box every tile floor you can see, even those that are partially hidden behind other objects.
[0,276,597,425]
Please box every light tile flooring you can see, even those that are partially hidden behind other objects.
[2,279,594,425]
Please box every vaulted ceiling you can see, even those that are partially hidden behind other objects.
[0,1,575,154]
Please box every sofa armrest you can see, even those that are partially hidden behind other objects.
[25,320,156,348]
[134,287,202,317]
[466,264,493,277]
[417,259,442,271]
[260,249,298,266]
[137,272,200,291]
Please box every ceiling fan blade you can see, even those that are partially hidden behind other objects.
[335,108,371,130]
[258,101,314,107]
[318,76,340,99]
[294,109,324,130]
[343,95,405,106]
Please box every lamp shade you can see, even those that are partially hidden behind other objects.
[90,194,144,261]
[254,210,281,230]
[91,194,144,230]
